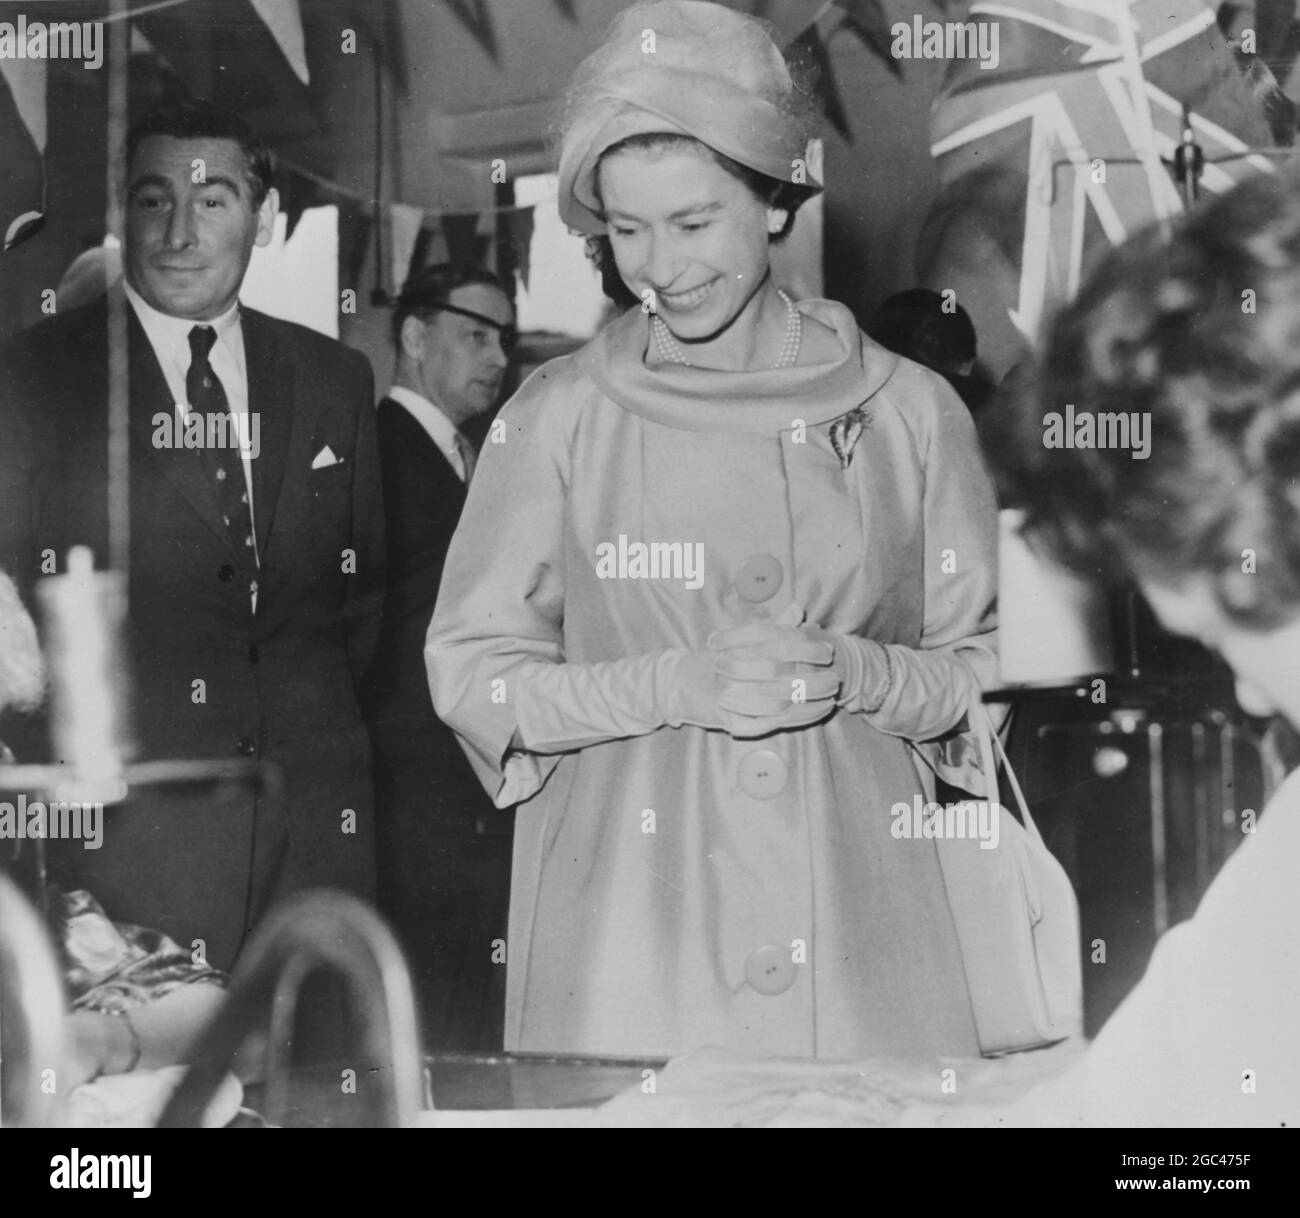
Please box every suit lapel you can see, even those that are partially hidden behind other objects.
[242,310,299,557]
[125,302,234,550]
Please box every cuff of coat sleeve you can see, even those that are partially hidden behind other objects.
[496,748,558,808]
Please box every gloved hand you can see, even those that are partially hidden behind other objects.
[707,620,891,716]
[656,641,840,737]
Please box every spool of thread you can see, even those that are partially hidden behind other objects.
[998,509,1113,685]
[35,547,133,804]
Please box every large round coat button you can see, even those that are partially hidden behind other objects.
[236,736,256,756]
[734,554,783,603]
[745,945,796,996]
[737,749,787,799]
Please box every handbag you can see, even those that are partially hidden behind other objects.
[936,693,1084,1056]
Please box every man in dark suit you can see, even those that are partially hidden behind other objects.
[362,264,514,1050]
[0,100,385,974]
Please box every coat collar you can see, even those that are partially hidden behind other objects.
[575,297,900,434]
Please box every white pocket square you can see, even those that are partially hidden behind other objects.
[311,445,342,469]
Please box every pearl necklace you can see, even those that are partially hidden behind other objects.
[652,288,802,369]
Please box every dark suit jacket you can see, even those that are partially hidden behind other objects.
[362,396,509,1049]
[0,295,386,969]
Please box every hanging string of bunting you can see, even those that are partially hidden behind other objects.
[279,155,546,219]
[445,0,582,59]
[784,0,963,142]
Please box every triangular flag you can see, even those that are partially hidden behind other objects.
[425,227,451,267]
[445,0,499,63]
[389,203,425,299]
[834,0,903,79]
[337,204,372,305]
[249,0,310,86]
[0,56,46,153]
[785,22,850,140]
[505,206,535,293]
[442,213,481,268]
[0,58,46,252]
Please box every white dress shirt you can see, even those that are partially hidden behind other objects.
[385,385,472,484]
[124,282,258,526]
[125,282,260,606]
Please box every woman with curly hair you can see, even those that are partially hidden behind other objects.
[954,168,1300,1127]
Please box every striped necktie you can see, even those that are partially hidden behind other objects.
[187,325,256,563]
[454,431,477,487]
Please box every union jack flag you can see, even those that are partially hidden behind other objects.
[928,0,1282,343]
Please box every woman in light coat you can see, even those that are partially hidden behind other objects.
[426,0,999,1059]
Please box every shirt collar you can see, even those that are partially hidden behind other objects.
[386,385,466,455]
[123,280,242,366]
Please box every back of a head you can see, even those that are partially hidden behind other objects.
[988,170,1300,629]
[0,572,44,716]
[870,289,977,378]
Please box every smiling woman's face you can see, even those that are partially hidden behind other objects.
[1140,575,1300,724]
[598,144,783,344]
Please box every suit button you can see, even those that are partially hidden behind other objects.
[236,736,256,756]
[735,554,783,603]
[737,749,787,799]
[745,945,796,996]
[248,645,260,664]
[218,564,235,582]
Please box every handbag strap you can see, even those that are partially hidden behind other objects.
[968,685,1046,849]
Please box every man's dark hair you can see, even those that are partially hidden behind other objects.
[986,169,1300,629]
[391,263,512,350]
[126,99,274,208]
[870,289,977,378]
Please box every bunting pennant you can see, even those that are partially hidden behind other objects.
[504,205,536,292]
[445,0,499,63]
[441,212,482,268]
[0,57,46,252]
[389,202,425,301]
[786,21,850,138]
[337,204,372,305]
[248,0,310,85]
[926,0,1281,347]
[835,0,904,77]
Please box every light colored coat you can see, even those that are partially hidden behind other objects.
[427,299,999,1059]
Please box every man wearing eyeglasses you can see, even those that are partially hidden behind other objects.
[362,263,516,1051]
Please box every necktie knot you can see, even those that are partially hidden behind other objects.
[188,325,217,362]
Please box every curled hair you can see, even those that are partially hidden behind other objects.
[987,169,1300,628]
[0,570,45,714]
[126,98,273,208]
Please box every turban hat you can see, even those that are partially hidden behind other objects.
[557,0,820,235]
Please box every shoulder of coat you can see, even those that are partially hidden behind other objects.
[872,352,972,454]
[499,350,599,434]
